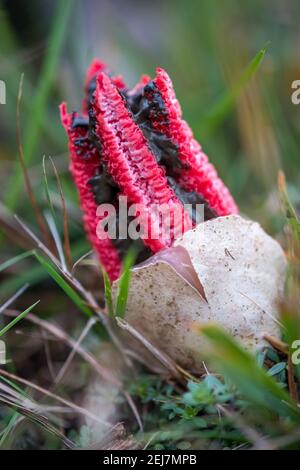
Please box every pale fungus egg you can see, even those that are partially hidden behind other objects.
[113,215,287,370]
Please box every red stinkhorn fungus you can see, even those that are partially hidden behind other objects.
[60,60,238,280]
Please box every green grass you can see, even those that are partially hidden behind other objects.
[199,45,267,137]
[0,250,34,274]
[34,252,93,318]
[5,0,72,209]
[0,300,40,338]
[102,269,114,318]
[0,0,300,451]
[114,247,137,318]
[200,325,300,422]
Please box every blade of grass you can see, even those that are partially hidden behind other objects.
[0,412,20,448]
[14,215,105,321]
[44,209,66,271]
[49,156,73,268]
[13,216,130,357]
[0,250,34,274]
[0,265,44,301]
[278,170,300,245]
[34,252,93,318]
[0,240,89,300]
[71,250,93,275]
[14,214,62,268]
[0,10,63,145]
[0,300,40,338]
[2,309,138,424]
[103,269,114,318]
[0,284,29,315]
[54,317,97,385]
[5,0,72,209]
[198,45,267,137]
[115,248,137,318]
[280,303,300,384]
[0,369,114,431]
[0,376,31,399]
[0,399,76,449]
[42,155,56,221]
[116,317,182,380]
[15,73,51,246]
[200,325,300,422]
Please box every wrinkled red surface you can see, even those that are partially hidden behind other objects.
[83,59,126,112]
[93,72,193,252]
[60,59,238,281]
[85,58,127,91]
[153,68,238,216]
[85,58,107,88]
[60,102,121,280]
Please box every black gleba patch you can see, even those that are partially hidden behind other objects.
[124,80,217,222]
[87,79,217,223]
[72,77,217,259]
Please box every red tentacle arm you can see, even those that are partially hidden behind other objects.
[60,102,122,280]
[153,68,238,216]
[93,72,193,252]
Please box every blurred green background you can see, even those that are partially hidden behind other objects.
[0,0,300,450]
[0,0,300,285]
[1,0,300,216]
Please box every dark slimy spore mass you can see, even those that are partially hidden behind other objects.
[71,78,217,258]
